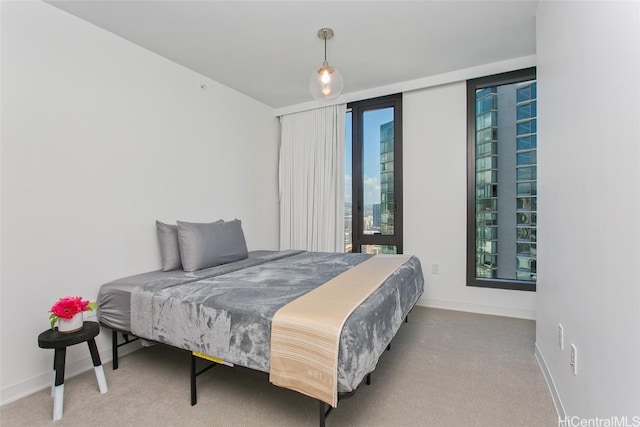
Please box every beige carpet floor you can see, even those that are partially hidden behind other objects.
[1,307,557,426]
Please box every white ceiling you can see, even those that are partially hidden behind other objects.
[46,1,538,109]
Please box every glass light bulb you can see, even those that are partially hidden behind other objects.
[321,69,331,84]
[309,64,344,101]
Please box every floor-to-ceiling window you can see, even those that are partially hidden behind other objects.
[346,94,403,254]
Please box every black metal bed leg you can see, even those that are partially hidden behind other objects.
[112,330,118,370]
[191,354,197,406]
[108,328,140,370]
[366,373,371,385]
[319,400,335,427]
[387,343,391,351]
[320,400,337,427]
[319,401,326,427]
[405,314,409,323]
[189,353,219,406]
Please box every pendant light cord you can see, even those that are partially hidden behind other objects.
[324,36,327,63]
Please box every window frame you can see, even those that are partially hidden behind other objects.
[348,93,403,254]
[466,67,537,292]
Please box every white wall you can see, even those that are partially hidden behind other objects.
[536,1,640,418]
[404,82,536,320]
[0,1,279,404]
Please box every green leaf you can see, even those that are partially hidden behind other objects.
[49,314,58,329]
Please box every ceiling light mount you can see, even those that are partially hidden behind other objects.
[317,28,334,41]
[310,27,343,101]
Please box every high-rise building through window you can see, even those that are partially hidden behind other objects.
[514,82,537,281]
[470,69,537,290]
[380,121,394,237]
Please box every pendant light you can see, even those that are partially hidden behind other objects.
[309,28,344,101]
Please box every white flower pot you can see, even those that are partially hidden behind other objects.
[57,313,83,333]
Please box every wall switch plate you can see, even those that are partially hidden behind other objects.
[570,344,577,375]
[558,323,564,350]
[431,264,439,274]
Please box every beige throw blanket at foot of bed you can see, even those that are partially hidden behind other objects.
[269,254,411,407]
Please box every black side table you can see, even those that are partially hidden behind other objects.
[37,321,108,421]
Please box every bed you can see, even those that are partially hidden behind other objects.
[97,249,424,425]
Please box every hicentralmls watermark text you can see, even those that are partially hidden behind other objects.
[559,416,640,427]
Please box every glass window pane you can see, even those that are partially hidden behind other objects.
[517,243,537,256]
[517,197,537,211]
[517,166,537,181]
[517,135,537,150]
[477,128,496,143]
[477,198,498,212]
[517,212,537,225]
[516,256,536,272]
[517,182,538,196]
[517,86,531,102]
[516,101,537,120]
[516,151,537,166]
[517,136,530,150]
[476,226,498,240]
[476,184,498,198]
[517,226,537,242]
[362,107,395,236]
[473,78,537,284]
[517,119,537,135]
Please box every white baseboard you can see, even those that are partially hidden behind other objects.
[535,343,565,420]
[416,297,536,320]
[0,339,141,406]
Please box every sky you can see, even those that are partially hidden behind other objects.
[345,107,394,205]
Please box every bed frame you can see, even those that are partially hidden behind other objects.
[103,313,410,427]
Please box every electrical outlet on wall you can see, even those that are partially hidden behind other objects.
[431,264,440,274]
[570,344,577,375]
[558,323,564,350]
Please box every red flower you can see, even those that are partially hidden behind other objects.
[78,298,90,312]
[49,296,96,329]
[50,297,81,319]
[49,296,95,319]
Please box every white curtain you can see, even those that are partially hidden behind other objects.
[279,104,346,252]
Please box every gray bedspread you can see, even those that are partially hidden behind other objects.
[97,251,281,332]
[130,251,424,393]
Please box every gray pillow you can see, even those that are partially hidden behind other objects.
[156,220,182,271]
[177,219,249,272]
